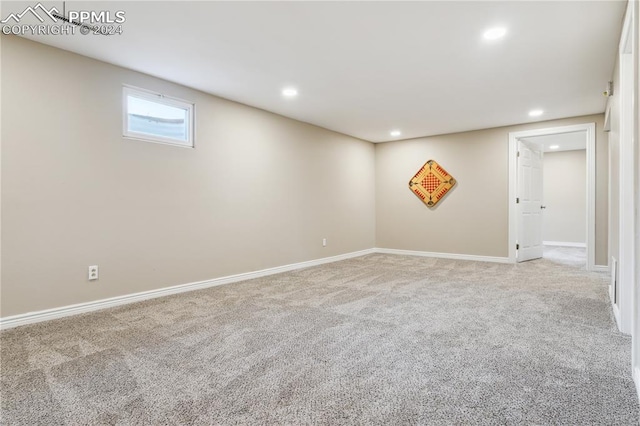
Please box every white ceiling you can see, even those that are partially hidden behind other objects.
[6,1,626,142]
[522,132,587,153]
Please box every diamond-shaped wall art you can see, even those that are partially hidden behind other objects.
[408,159,456,207]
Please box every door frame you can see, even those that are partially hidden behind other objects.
[617,0,639,391]
[508,123,596,270]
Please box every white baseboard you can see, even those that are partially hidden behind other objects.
[0,248,376,330]
[611,301,622,332]
[543,241,586,248]
[374,248,511,264]
[634,367,640,405]
[592,265,610,273]
[0,246,567,329]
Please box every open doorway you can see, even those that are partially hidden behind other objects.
[508,123,596,271]
[524,132,587,268]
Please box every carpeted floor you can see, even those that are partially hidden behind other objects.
[1,253,638,425]
[543,245,587,268]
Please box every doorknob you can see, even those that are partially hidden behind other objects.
[541,205,547,209]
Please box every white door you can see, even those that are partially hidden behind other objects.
[517,139,544,262]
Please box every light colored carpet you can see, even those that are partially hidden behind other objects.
[543,245,587,268]
[1,253,638,425]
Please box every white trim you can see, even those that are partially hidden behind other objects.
[508,133,518,263]
[610,256,621,330]
[374,248,510,264]
[618,0,637,337]
[0,249,375,330]
[508,123,596,271]
[607,95,613,312]
[618,0,639,379]
[585,123,597,273]
[612,301,622,330]
[0,248,515,329]
[635,0,640,404]
[122,85,195,148]
[542,241,586,248]
[592,265,610,273]
[634,367,640,405]
[0,243,610,330]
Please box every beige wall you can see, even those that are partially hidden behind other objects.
[542,150,586,244]
[1,36,613,318]
[0,36,376,317]
[375,114,608,264]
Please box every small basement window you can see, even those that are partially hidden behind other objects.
[123,86,194,147]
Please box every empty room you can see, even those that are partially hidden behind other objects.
[1,1,640,424]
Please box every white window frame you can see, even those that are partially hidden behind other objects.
[122,85,195,148]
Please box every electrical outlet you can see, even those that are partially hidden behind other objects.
[322,238,327,247]
[88,265,99,281]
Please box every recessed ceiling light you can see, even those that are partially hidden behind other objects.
[483,27,507,40]
[282,87,298,97]
[549,145,560,150]
[390,130,402,137]
[529,109,544,117]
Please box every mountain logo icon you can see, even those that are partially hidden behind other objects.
[1,3,60,24]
